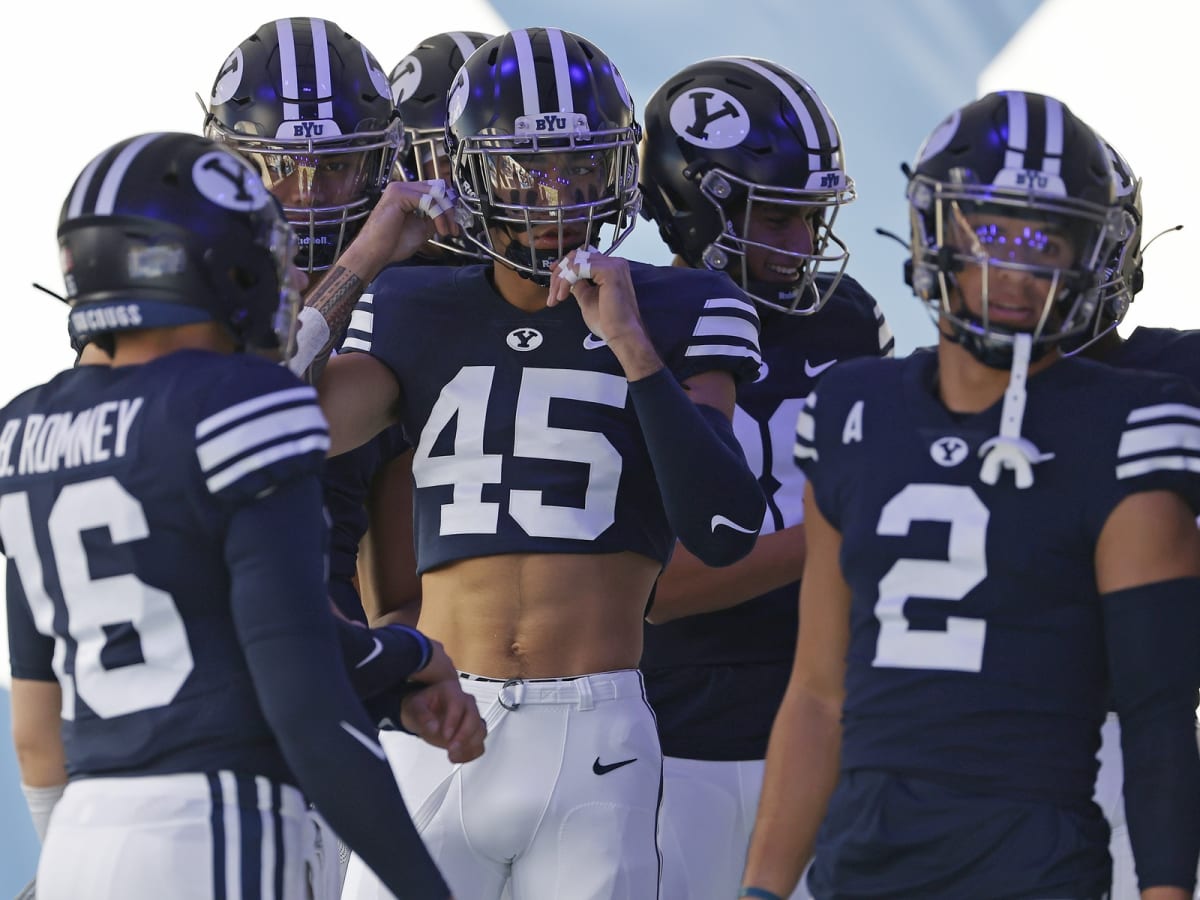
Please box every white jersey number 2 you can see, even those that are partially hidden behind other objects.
[1,477,194,719]
[873,483,989,672]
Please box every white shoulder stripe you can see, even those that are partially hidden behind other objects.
[796,408,816,443]
[794,444,818,462]
[347,307,375,337]
[196,386,317,439]
[1118,423,1200,459]
[206,434,331,493]
[1126,402,1200,425]
[704,296,758,317]
[1116,455,1200,480]
[341,336,372,352]
[693,314,759,344]
[198,405,328,473]
[684,344,762,364]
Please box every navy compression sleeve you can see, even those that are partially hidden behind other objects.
[226,477,447,899]
[334,618,431,700]
[1103,577,1200,891]
[628,367,765,566]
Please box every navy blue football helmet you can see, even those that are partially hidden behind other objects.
[640,56,854,315]
[203,17,403,272]
[444,27,642,283]
[391,31,493,183]
[1066,139,1143,353]
[58,133,300,356]
[907,90,1123,367]
[389,30,493,260]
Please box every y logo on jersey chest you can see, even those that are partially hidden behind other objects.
[506,328,543,351]
[930,436,969,467]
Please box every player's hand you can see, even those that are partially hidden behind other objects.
[549,246,664,379]
[547,246,642,337]
[399,678,487,764]
[337,179,461,281]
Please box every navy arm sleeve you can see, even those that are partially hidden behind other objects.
[226,476,448,899]
[1103,577,1200,891]
[628,368,765,566]
[334,618,432,700]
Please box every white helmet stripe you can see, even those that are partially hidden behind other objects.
[67,146,109,219]
[1043,95,1064,177]
[276,19,300,121]
[726,57,832,172]
[308,18,334,121]
[93,134,161,215]
[1003,90,1028,172]
[512,29,540,116]
[545,28,574,114]
[447,31,479,64]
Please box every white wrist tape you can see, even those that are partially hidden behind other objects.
[417,179,455,217]
[287,306,332,377]
[574,248,592,280]
[22,781,65,842]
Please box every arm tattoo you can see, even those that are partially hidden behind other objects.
[305,265,365,383]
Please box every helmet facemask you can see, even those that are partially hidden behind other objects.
[206,120,404,273]
[695,168,855,315]
[453,123,641,285]
[909,172,1123,369]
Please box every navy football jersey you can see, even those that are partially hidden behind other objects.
[2,351,329,781]
[322,424,409,623]
[1107,325,1200,383]
[642,274,892,760]
[341,261,761,573]
[794,350,1200,806]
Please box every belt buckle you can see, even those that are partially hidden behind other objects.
[498,677,524,711]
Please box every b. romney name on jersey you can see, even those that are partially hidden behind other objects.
[0,398,143,477]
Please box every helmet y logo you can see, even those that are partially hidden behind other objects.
[669,89,750,149]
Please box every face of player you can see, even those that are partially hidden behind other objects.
[947,209,1078,331]
[254,150,375,215]
[486,149,613,245]
[737,202,818,285]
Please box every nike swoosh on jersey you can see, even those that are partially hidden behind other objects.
[593,756,637,775]
[582,334,608,350]
[804,358,837,377]
[355,636,383,669]
[340,721,387,761]
[710,514,757,534]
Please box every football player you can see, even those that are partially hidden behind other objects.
[636,56,891,900]
[1067,141,1200,900]
[348,30,495,630]
[197,24,481,896]
[4,132,476,899]
[202,17,403,276]
[297,27,767,900]
[741,91,1200,899]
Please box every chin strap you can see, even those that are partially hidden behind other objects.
[977,332,1055,489]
